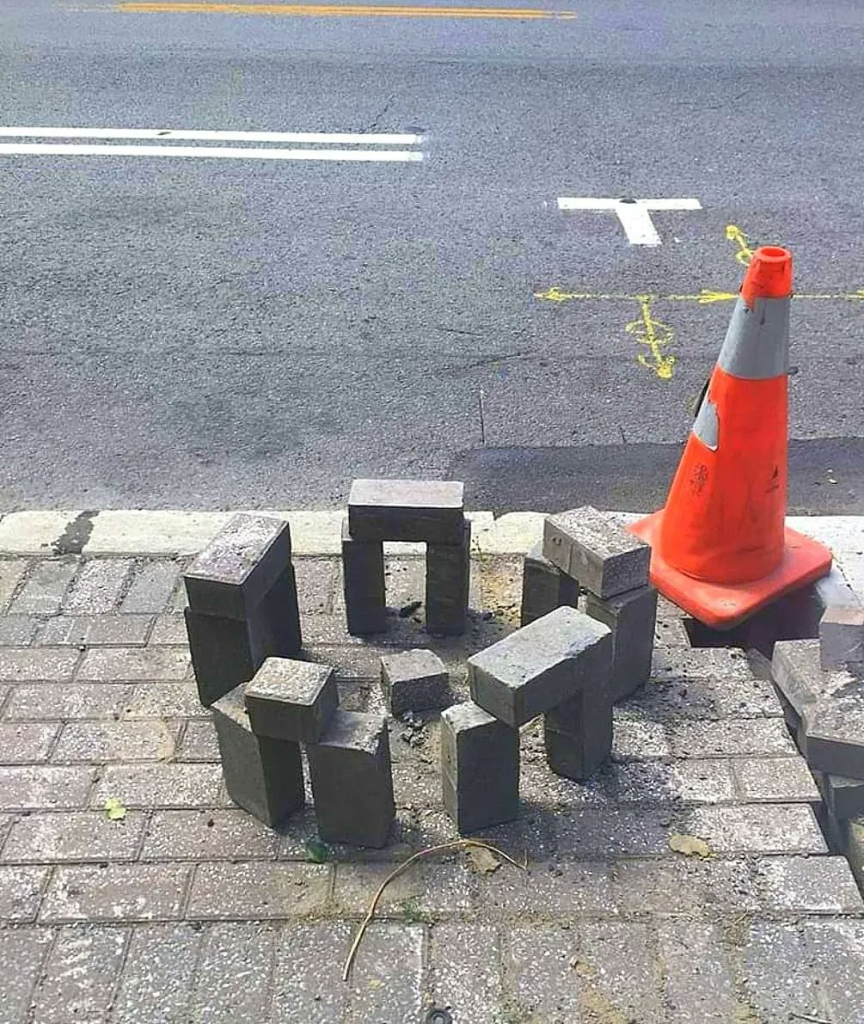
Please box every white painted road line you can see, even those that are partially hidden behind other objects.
[0,143,424,162]
[0,126,424,146]
[557,197,702,246]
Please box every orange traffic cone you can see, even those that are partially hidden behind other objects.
[629,246,832,628]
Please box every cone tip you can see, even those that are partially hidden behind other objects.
[741,246,792,306]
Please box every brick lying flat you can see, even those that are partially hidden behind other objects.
[348,478,464,543]
[30,927,127,1024]
[63,558,132,613]
[469,606,611,728]
[40,863,191,922]
[0,865,51,921]
[803,696,864,779]
[543,506,650,598]
[2,810,147,864]
[186,862,330,919]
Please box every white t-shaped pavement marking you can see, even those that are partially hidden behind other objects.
[557,197,703,246]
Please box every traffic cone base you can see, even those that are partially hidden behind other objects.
[629,512,832,630]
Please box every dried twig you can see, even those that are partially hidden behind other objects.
[342,838,525,981]
[789,1014,833,1024]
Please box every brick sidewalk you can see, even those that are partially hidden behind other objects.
[1,552,863,1023]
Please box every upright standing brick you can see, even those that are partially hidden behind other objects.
[307,711,395,847]
[543,506,650,599]
[520,541,579,627]
[245,657,338,743]
[426,521,471,636]
[184,609,255,708]
[468,606,612,728]
[440,701,519,834]
[585,585,657,702]
[341,516,386,635]
[348,479,465,543]
[211,684,305,828]
[380,649,450,715]
[544,678,613,782]
[815,771,864,821]
[820,605,864,671]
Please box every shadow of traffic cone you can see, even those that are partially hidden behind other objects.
[629,246,832,629]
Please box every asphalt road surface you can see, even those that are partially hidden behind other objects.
[1,0,863,512]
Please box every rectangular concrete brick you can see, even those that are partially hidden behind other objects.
[441,701,519,834]
[802,920,864,1022]
[0,647,79,682]
[38,613,153,647]
[41,863,190,922]
[585,584,657,701]
[0,558,29,613]
[91,763,223,809]
[62,558,132,613]
[756,856,864,913]
[149,613,189,645]
[614,758,737,805]
[77,645,190,681]
[0,766,95,810]
[2,810,147,863]
[425,520,471,635]
[544,669,613,782]
[52,719,178,763]
[339,922,425,1023]
[8,558,76,615]
[185,607,256,707]
[184,513,292,620]
[4,682,135,721]
[803,697,864,779]
[429,923,502,1022]
[272,921,352,1024]
[543,505,650,598]
[504,925,581,1022]
[816,770,864,819]
[122,681,204,719]
[140,808,279,861]
[113,923,201,1024]
[341,516,386,635]
[121,559,183,613]
[468,606,612,728]
[245,657,338,743]
[554,807,672,858]
[686,804,828,855]
[0,721,59,764]
[381,648,449,715]
[191,922,277,1023]
[820,604,864,670]
[771,637,832,716]
[656,920,738,1024]
[307,710,395,847]
[0,616,38,645]
[177,720,220,761]
[247,563,303,659]
[0,865,50,921]
[732,756,820,803]
[520,541,579,627]
[0,928,54,1022]
[186,862,330,919]
[578,921,664,1023]
[670,718,797,758]
[212,683,305,828]
[30,926,127,1024]
[348,478,464,543]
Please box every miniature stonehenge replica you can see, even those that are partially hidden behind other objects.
[182,493,667,845]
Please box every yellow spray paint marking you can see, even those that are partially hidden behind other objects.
[116,2,578,19]
[626,294,676,380]
[725,224,754,266]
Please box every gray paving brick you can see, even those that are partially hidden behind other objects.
[91,763,222,809]
[246,657,338,743]
[333,861,474,916]
[148,613,188,644]
[52,720,178,763]
[140,809,279,861]
[803,696,864,779]
[803,920,864,1023]
[381,648,449,715]
[34,926,128,1022]
[0,648,79,682]
[63,559,133,613]
[77,646,190,681]
[732,755,820,803]
[121,681,204,719]
[503,924,580,1024]
[520,541,579,627]
[739,921,823,1022]
[3,810,146,864]
[656,920,740,1024]
[0,766,95,810]
[426,521,471,636]
[429,923,501,1023]
[176,719,220,761]
[554,807,672,859]
[585,584,657,702]
[0,616,38,646]
[0,927,54,1024]
[38,613,152,647]
[4,682,135,720]
[820,603,864,670]
[611,715,670,760]
[9,559,76,615]
[112,923,201,1024]
[0,722,58,764]
[41,864,190,922]
[611,857,761,916]
[756,856,863,913]
[614,758,736,804]
[652,644,754,681]
[341,517,386,636]
[711,675,786,717]
[670,717,796,757]
[816,769,864,819]
[121,560,183,614]
[186,861,330,919]
[348,478,464,543]
[0,559,29,614]
[578,921,664,1023]
[344,922,425,1023]
[684,804,828,855]
[272,921,352,1023]
[293,557,337,614]
[0,866,50,921]
[478,860,615,918]
[191,922,277,1024]
[771,637,855,715]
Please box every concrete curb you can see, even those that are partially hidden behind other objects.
[0,509,861,593]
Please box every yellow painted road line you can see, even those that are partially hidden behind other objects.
[535,288,864,304]
[725,223,754,267]
[116,2,577,19]
[627,295,676,380]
